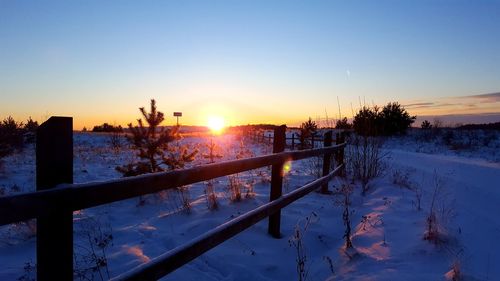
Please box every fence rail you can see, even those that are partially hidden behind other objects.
[0,117,346,281]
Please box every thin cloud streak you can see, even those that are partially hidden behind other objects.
[458,92,500,102]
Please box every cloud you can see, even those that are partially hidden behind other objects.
[403,102,457,110]
[459,92,500,102]
[415,112,500,125]
[403,102,435,108]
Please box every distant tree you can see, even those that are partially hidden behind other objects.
[116,99,197,176]
[353,103,415,136]
[421,120,432,129]
[379,102,416,135]
[24,117,38,132]
[0,116,24,158]
[296,117,318,149]
[92,123,123,133]
[353,106,381,136]
[24,117,39,143]
[335,117,352,130]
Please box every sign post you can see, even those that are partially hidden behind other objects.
[173,112,182,126]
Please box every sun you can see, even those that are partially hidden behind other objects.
[207,116,225,134]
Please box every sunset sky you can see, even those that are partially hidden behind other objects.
[1,1,499,129]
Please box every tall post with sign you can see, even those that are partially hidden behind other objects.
[173,112,182,126]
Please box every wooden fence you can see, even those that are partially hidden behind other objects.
[248,129,344,150]
[0,117,346,281]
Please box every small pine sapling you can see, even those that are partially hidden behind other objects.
[163,137,198,170]
[203,137,223,164]
[296,117,318,150]
[116,99,197,176]
[116,99,176,176]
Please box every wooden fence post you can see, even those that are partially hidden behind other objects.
[321,131,333,193]
[36,116,73,281]
[311,134,315,148]
[336,132,346,177]
[291,134,295,150]
[268,125,286,238]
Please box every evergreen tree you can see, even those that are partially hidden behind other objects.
[116,99,197,176]
[0,116,24,158]
[421,120,432,129]
[335,117,352,130]
[353,106,382,136]
[24,117,39,143]
[380,102,416,135]
[353,103,415,136]
[296,117,318,149]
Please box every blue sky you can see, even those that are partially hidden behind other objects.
[1,0,499,128]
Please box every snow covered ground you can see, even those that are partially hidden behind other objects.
[0,130,499,280]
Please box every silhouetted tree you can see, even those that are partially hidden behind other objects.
[116,99,197,176]
[0,116,24,158]
[379,102,416,135]
[353,103,415,136]
[92,123,123,133]
[335,117,352,130]
[353,106,382,136]
[421,120,432,129]
[296,117,318,149]
[24,117,38,143]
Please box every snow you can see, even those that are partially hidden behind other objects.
[1,130,499,280]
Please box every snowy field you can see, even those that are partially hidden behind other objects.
[1,130,499,280]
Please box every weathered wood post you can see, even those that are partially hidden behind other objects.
[291,134,295,150]
[36,116,73,280]
[311,134,315,148]
[321,131,333,193]
[268,125,286,238]
[336,132,346,177]
[339,132,346,176]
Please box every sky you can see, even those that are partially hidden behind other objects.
[1,0,499,129]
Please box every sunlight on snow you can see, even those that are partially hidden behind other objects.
[122,245,151,263]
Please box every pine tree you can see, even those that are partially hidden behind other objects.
[296,117,318,149]
[116,99,197,176]
[0,116,24,158]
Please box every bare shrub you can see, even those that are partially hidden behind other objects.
[306,156,322,178]
[108,131,123,152]
[323,256,335,276]
[444,247,464,281]
[227,175,242,202]
[205,181,218,210]
[413,185,423,211]
[335,183,354,248]
[17,261,36,281]
[424,172,455,244]
[347,134,386,194]
[74,216,113,281]
[288,212,318,281]
[391,168,414,189]
[177,186,191,213]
